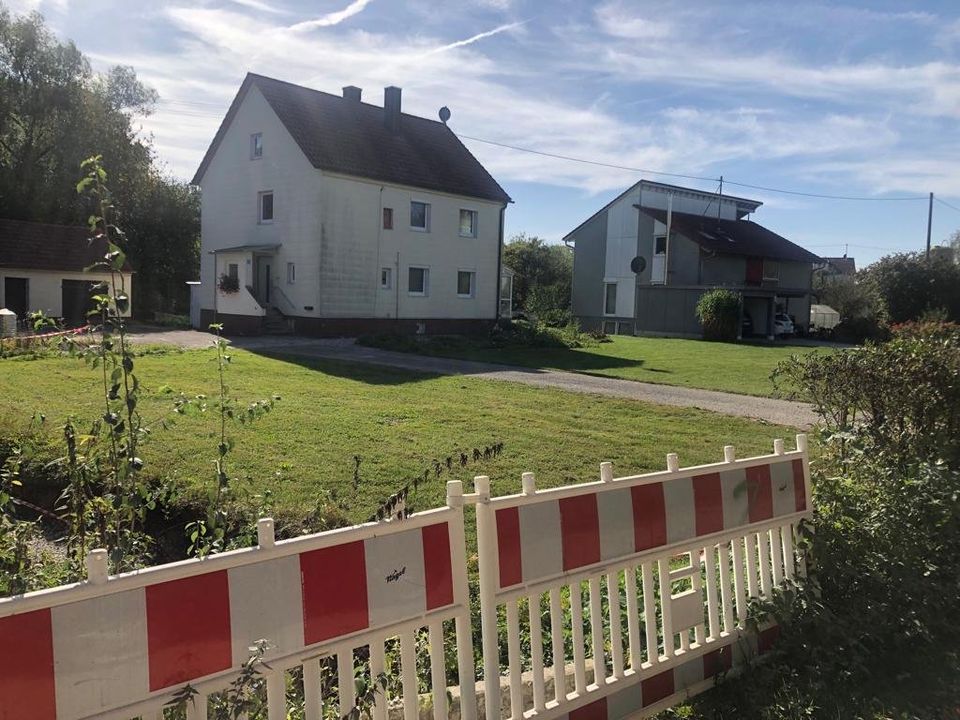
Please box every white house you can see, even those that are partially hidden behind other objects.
[0,218,133,328]
[192,74,512,336]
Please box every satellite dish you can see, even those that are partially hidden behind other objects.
[630,256,647,274]
[438,106,451,124]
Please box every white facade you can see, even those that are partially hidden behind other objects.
[198,85,505,326]
[0,269,132,320]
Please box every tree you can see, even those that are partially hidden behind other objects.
[0,7,198,314]
[502,233,572,322]
[859,251,960,324]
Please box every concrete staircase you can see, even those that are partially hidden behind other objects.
[263,307,294,335]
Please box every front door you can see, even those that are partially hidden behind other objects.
[4,277,28,319]
[254,257,272,307]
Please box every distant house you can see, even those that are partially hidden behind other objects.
[814,256,857,281]
[192,73,512,336]
[566,180,820,339]
[0,218,133,328]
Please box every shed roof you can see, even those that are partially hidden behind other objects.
[192,74,511,204]
[638,208,821,264]
[0,218,133,273]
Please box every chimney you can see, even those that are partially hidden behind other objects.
[342,85,362,102]
[384,86,402,133]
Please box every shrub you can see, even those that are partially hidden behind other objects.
[692,327,960,718]
[695,288,741,341]
[773,323,960,465]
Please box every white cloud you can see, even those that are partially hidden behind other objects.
[224,0,288,15]
[288,0,374,31]
[594,2,672,40]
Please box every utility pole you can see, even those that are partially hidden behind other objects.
[718,175,723,220]
[927,191,934,261]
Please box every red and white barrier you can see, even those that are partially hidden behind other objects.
[0,502,474,720]
[475,435,812,720]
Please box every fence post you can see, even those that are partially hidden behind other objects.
[257,518,276,549]
[447,480,478,720]
[724,445,736,463]
[86,548,108,585]
[474,475,501,720]
[600,462,614,483]
[666,453,679,473]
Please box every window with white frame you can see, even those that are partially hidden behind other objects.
[258,191,274,223]
[286,262,295,284]
[763,260,780,282]
[457,270,476,298]
[459,209,477,237]
[410,201,430,231]
[604,282,617,315]
[250,132,263,159]
[408,266,429,295]
[380,267,392,289]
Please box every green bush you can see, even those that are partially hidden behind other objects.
[774,322,960,465]
[691,325,960,718]
[695,288,742,341]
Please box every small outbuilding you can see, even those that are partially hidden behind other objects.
[810,303,841,331]
[0,218,133,328]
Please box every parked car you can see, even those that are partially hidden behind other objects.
[773,313,795,337]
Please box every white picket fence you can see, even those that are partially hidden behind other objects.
[0,436,811,720]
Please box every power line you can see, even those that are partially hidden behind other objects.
[934,197,960,214]
[455,133,930,202]
[455,133,716,184]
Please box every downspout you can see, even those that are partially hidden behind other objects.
[495,203,506,322]
[375,186,384,317]
[395,251,400,323]
[664,193,673,286]
[633,186,642,332]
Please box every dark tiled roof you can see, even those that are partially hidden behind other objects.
[821,256,856,274]
[193,74,511,204]
[0,218,133,272]
[639,208,821,264]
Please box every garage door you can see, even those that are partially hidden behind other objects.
[61,280,96,328]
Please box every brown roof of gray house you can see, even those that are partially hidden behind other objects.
[192,73,512,204]
[0,218,133,272]
[639,208,821,264]
[821,256,856,275]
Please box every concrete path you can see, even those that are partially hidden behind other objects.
[127,328,817,428]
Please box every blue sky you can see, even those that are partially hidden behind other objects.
[10,0,960,265]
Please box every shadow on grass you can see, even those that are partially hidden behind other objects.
[253,349,435,386]
[460,345,648,373]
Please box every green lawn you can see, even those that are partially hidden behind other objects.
[391,335,821,397]
[0,348,794,524]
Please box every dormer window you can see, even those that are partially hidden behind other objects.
[250,133,263,159]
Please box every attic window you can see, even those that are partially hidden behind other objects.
[250,133,263,159]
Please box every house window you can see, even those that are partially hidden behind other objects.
[408,266,429,295]
[457,271,476,298]
[763,260,780,282]
[604,282,617,315]
[250,132,263,159]
[228,263,239,281]
[410,201,430,231]
[380,267,392,289]
[259,191,274,223]
[383,207,393,230]
[654,236,667,255]
[286,262,295,284]
[459,209,477,238]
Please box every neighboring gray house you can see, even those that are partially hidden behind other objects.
[567,180,820,339]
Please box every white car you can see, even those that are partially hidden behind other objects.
[773,313,795,337]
